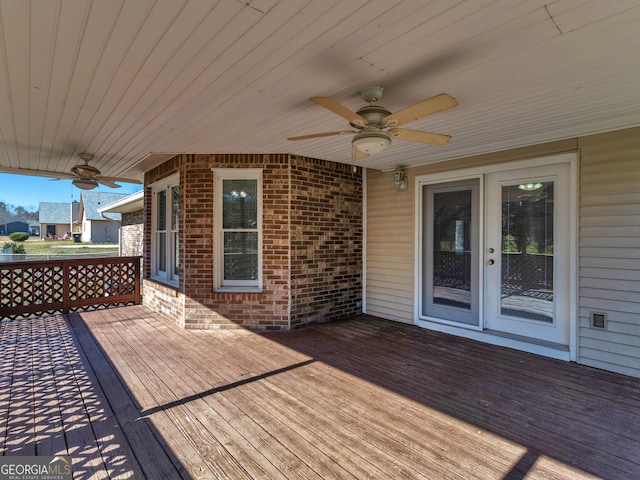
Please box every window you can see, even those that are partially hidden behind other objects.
[214,169,262,290]
[151,174,179,286]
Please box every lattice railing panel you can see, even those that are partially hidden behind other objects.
[1,256,141,320]
[1,265,64,310]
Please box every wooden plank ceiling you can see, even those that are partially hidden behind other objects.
[0,0,639,182]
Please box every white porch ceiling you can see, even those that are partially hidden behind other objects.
[1,0,640,182]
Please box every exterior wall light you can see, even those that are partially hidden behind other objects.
[393,168,408,191]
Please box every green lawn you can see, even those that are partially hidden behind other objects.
[1,236,118,255]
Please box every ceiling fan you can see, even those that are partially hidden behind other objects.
[288,86,457,158]
[70,153,142,190]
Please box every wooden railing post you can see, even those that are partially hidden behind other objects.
[62,259,70,314]
[134,256,141,305]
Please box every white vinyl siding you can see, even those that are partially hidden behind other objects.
[578,129,640,378]
[365,140,578,325]
[365,169,414,323]
[365,130,640,378]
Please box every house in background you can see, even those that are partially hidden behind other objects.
[98,190,144,262]
[38,202,77,239]
[77,191,129,243]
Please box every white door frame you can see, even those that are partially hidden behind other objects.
[414,152,578,361]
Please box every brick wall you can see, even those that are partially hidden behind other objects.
[289,156,363,327]
[142,279,185,328]
[121,210,143,259]
[143,153,362,330]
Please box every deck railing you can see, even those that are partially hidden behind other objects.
[0,256,141,320]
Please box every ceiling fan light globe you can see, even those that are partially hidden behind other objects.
[352,132,391,155]
[73,178,98,190]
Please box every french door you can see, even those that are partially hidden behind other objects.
[420,159,573,347]
[485,163,571,345]
[422,179,480,327]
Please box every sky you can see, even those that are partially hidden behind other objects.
[0,173,143,212]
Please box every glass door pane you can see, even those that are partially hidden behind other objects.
[433,189,472,309]
[422,179,479,326]
[501,181,554,322]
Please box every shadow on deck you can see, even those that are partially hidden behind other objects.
[2,305,639,479]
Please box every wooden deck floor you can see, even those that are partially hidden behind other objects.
[2,306,640,479]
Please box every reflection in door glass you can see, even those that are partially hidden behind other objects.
[433,189,472,310]
[501,181,554,322]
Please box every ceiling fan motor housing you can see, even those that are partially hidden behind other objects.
[351,105,392,128]
[72,163,100,178]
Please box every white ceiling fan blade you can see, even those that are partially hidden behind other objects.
[288,130,357,141]
[388,128,451,146]
[383,93,457,127]
[310,97,369,127]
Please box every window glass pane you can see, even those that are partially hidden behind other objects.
[432,189,472,310]
[223,179,257,229]
[501,181,554,322]
[171,186,179,230]
[157,232,166,272]
[224,232,258,280]
[157,190,166,230]
[173,232,179,276]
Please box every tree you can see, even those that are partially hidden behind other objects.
[0,202,38,225]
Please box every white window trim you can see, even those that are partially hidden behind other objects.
[213,168,263,292]
[150,173,179,287]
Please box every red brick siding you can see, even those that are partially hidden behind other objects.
[181,155,214,302]
[121,210,143,260]
[289,157,363,327]
[143,153,362,330]
[144,154,291,330]
[142,279,185,328]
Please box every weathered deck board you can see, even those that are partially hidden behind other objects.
[1,314,149,478]
[3,306,640,479]
[68,312,189,480]
[89,309,254,479]
[283,319,638,478]
[79,306,640,479]
[0,316,19,455]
